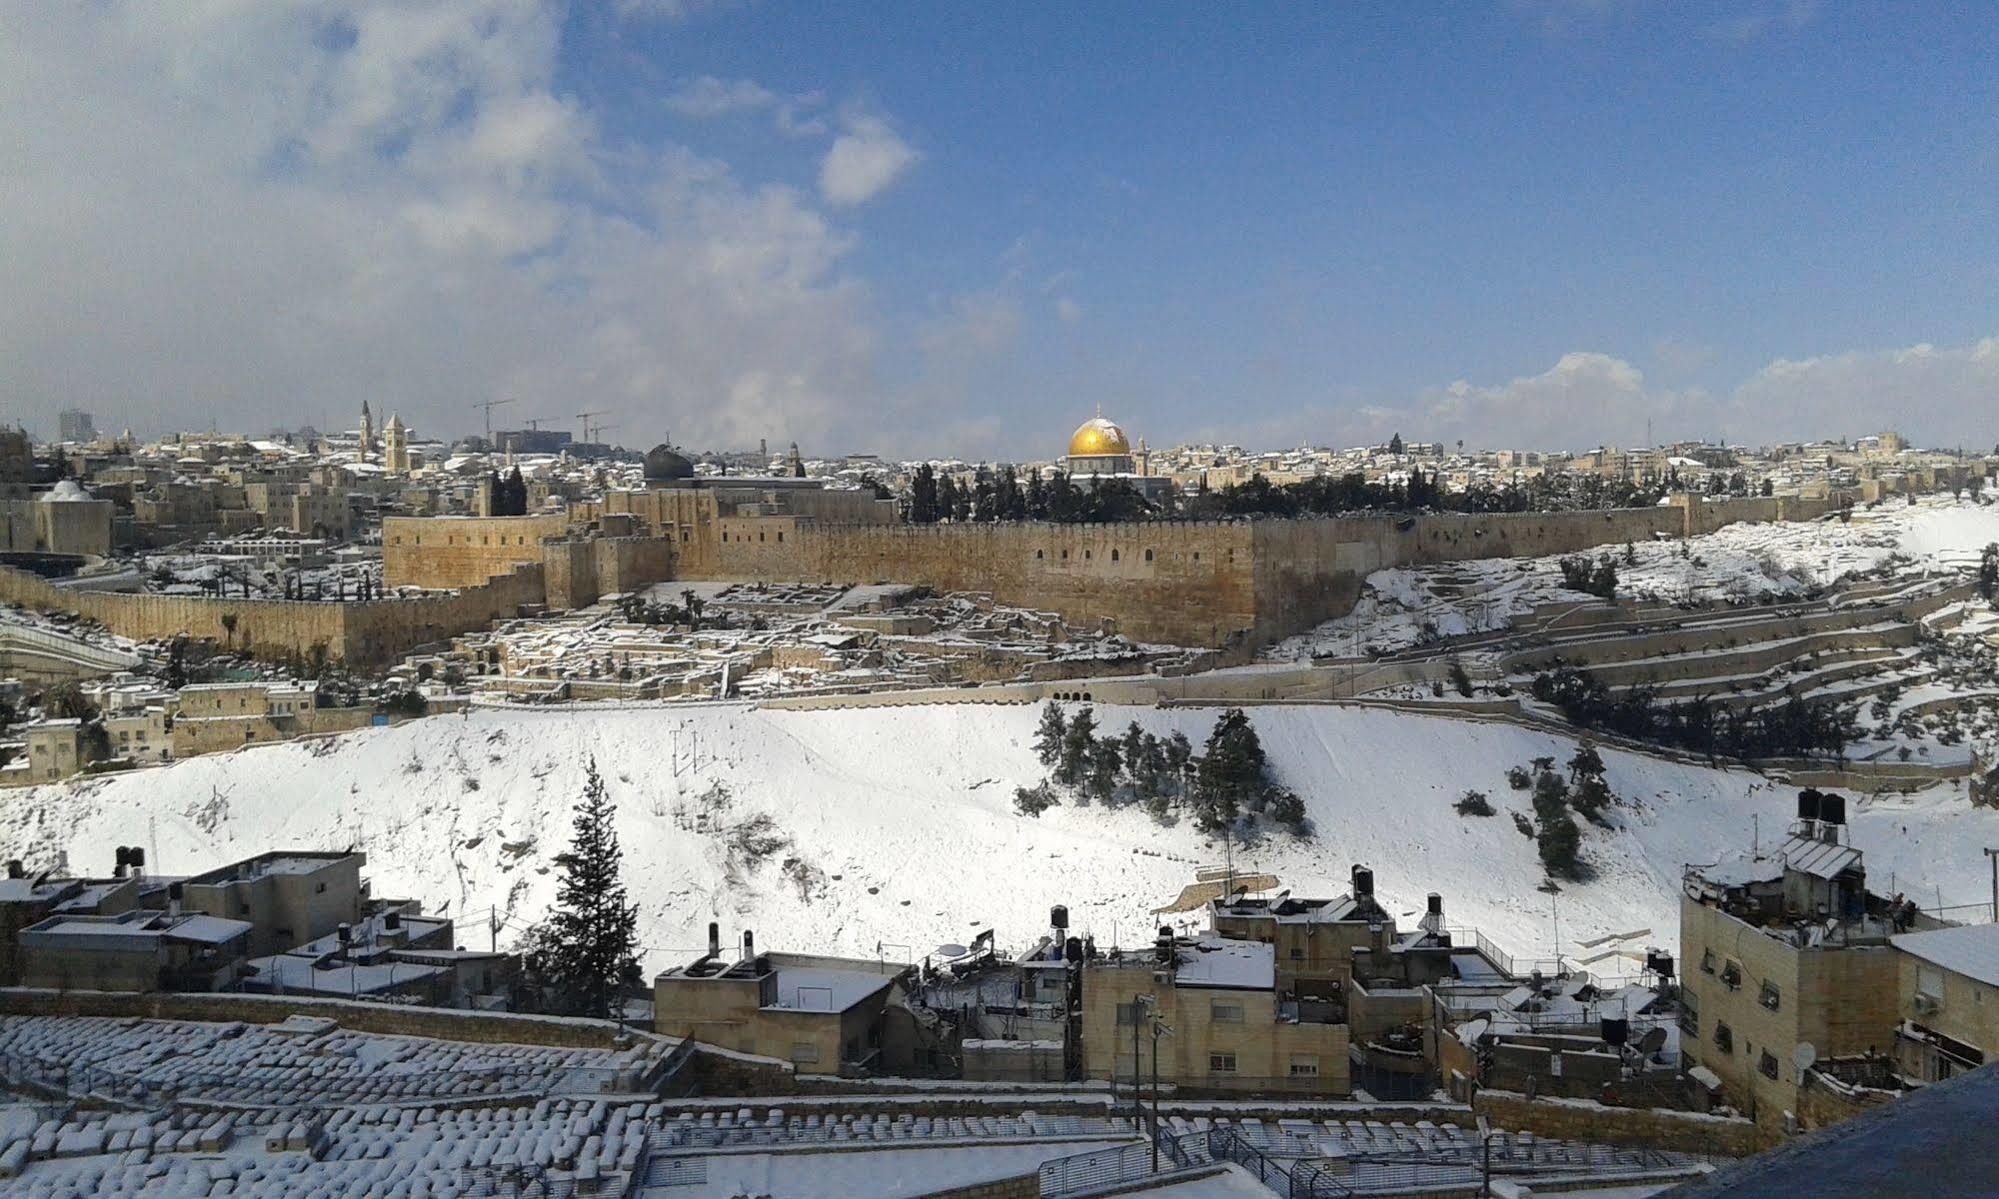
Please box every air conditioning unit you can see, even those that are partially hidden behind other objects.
[1914,993,1942,1017]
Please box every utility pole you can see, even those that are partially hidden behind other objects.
[490,907,502,953]
[1985,848,1999,923]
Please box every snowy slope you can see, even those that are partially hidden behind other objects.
[1267,496,1999,658]
[6,702,1996,976]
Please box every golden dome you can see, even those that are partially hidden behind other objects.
[1068,417,1131,458]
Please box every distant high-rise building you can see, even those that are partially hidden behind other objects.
[57,409,96,444]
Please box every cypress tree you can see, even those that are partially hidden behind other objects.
[539,758,641,1019]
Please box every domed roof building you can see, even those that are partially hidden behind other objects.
[1064,413,1146,479]
[644,443,695,486]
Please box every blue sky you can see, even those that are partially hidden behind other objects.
[3,1,1996,455]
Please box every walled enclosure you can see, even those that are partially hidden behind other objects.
[380,494,1842,652]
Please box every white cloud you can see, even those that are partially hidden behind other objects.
[1055,297,1083,323]
[1300,335,1999,453]
[0,0,899,453]
[664,75,778,117]
[818,114,919,207]
[664,75,827,137]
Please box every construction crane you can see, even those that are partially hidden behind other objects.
[575,409,609,443]
[474,397,516,439]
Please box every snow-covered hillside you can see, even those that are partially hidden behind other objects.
[5,702,1995,976]
[1268,495,1999,658]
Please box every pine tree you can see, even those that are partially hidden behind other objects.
[533,759,641,1019]
[1033,702,1068,768]
[1979,543,1999,602]
[1057,706,1097,787]
[909,464,939,523]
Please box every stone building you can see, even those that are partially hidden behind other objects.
[383,413,411,474]
[1678,793,1911,1130]
[16,908,252,992]
[653,928,910,1076]
[1079,928,1350,1095]
[1888,923,1999,1083]
[176,850,367,959]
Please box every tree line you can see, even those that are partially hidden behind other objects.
[1530,664,1857,763]
[1015,704,1308,837]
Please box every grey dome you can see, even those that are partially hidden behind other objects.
[644,444,694,483]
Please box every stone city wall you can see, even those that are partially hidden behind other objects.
[372,495,1841,654]
[0,560,544,665]
[382,514,568,589]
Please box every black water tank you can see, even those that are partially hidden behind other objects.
[1352,866,1375,898]
[337,923,351,944]
[385,911,402,931]
[1064,936,1083,963]
[1051,905,1070,931]
[1646,949,1676,979]
[1798,789,1822,822]
[1601,1017,1629,1047]
[4,860,20,880]
[1820,793,1847,826]
[1427,893,1443,916]
[115,846,130,870]
[130,847,144,869]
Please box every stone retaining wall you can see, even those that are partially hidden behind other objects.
[1471,1089,1762,1156]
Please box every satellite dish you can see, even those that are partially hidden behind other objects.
[935,944,968,959]
[1638,1027,1668,1056]
[1792,1042,1818,1074]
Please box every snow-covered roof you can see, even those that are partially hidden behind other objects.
[1173,936,1275,991]
[38,479,94,503]
[763,966,894,1012]
[1893,924,1999,987]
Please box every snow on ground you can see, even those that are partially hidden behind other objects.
[1266,496,1999,659]
[5,703,1996,978]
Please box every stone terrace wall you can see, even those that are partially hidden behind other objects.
[1471,1089,1763,1156]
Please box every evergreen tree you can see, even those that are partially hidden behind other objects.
[1024,469,1047,520]
[1193,708,1266,833]
[908,464,939,523]
[936,474,961,522]
[1388,432,1404,456]
[971,467,997,522]
[528,759,641,1018]
[1085,740,1123,805]
[1033,702,1068,768]
[996,466,1026,520]
[1057,706,1097,787]
[1566,741,1606,785]
[1979,543,1999,602]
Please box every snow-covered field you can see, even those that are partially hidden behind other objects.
[6,702,1995,977]
[1267,496,1999,659]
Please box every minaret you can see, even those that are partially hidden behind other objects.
[359,400,374,463]
[788,441,805,478]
